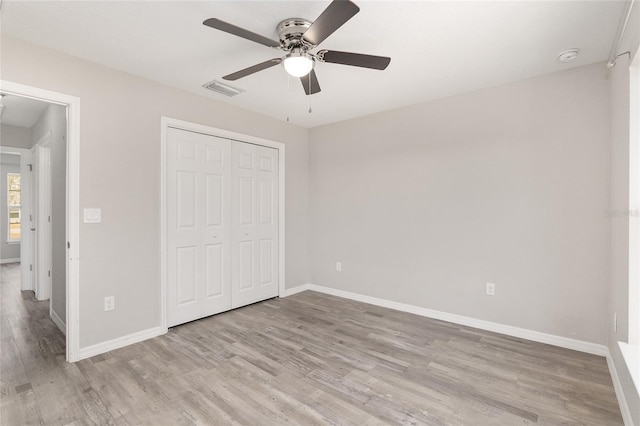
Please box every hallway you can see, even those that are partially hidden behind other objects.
[0,262,65,422]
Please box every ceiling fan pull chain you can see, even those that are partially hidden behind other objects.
[286,73,291,122]
[308,85,313,113]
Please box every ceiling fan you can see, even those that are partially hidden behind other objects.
[203,0,391,95]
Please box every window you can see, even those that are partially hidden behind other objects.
[7,173,21,241]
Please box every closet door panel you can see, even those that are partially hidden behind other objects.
[232,142,278,307]
[167,128,232,327]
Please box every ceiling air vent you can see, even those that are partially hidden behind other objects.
[202,80,244,97]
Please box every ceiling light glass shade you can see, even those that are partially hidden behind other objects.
[283,51,314,77]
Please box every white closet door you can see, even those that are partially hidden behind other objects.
[167,128,232,327]
[231,142,279,308]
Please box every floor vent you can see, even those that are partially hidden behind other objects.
[202,80,244,97]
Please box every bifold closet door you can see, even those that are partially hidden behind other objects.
[231,142,279,308]
[167,128,232,327]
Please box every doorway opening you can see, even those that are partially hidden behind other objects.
[1,81,80,362]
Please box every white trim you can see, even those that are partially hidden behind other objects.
[281,284,312,297]
[50,308,66,336]
[628,47,640,346]
[607,348,634,426]
[160,118,168,334]
[77,327,164,360]
[619,342,640,397]
[290,284,608,356]
[159,117,286,331]
[0,258,20,264]
[1,80,81,363]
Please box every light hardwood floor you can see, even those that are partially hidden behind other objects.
[1,263,623,425]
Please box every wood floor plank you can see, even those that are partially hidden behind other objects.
[0,263,624,425]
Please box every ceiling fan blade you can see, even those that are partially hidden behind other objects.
[223,58,282,81]
[203,18,281,48]
[302,0,360,46]
[319,50,390,70]
[300,69,321,95]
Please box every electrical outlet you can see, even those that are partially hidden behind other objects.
[104,296,115,312]
[486,282,495,296]
[336,262,342,272]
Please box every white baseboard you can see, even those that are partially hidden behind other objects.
[50,308,66,336]
[285,283,608,357]
[0,258,20,264]
[282,284,312,297]
[77,326,165,360]
[606,349,634,426]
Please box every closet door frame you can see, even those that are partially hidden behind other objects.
[160,117,286,332]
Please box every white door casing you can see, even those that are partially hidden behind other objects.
[231,142,279,308]
[1,79,81,363]
[166,128,232,327]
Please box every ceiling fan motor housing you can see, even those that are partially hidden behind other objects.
[277,18,314,50]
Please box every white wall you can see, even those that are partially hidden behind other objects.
[31,104,67,324]
[0,124,32,149]
[309,62,610,345]
[1,35,310,348]
[0,153,21,261]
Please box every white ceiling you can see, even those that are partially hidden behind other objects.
[0,1,626,128]
[0,94,51,128]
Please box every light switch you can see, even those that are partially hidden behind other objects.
[83,208,101,224]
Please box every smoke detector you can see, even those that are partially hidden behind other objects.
[557,49,579,63]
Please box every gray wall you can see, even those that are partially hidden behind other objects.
[0,124,32,149]
[309,62,610,345]
[1,35,310,348]
[0,154,21,261]
[31,104,67,324]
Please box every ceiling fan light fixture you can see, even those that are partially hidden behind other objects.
[283,50,314,77]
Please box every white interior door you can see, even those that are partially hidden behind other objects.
[34,145,52,301]
[30,146,37,293]
[231,142,279,308]
[167,128,232,327]
[18,150,33,291]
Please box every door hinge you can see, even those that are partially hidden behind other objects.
[48,270,51,277]
[67,242,70,249]
[48,216,51,223]
[28,164,32,172]
[29,264,32,271]
[29,214,32,222]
